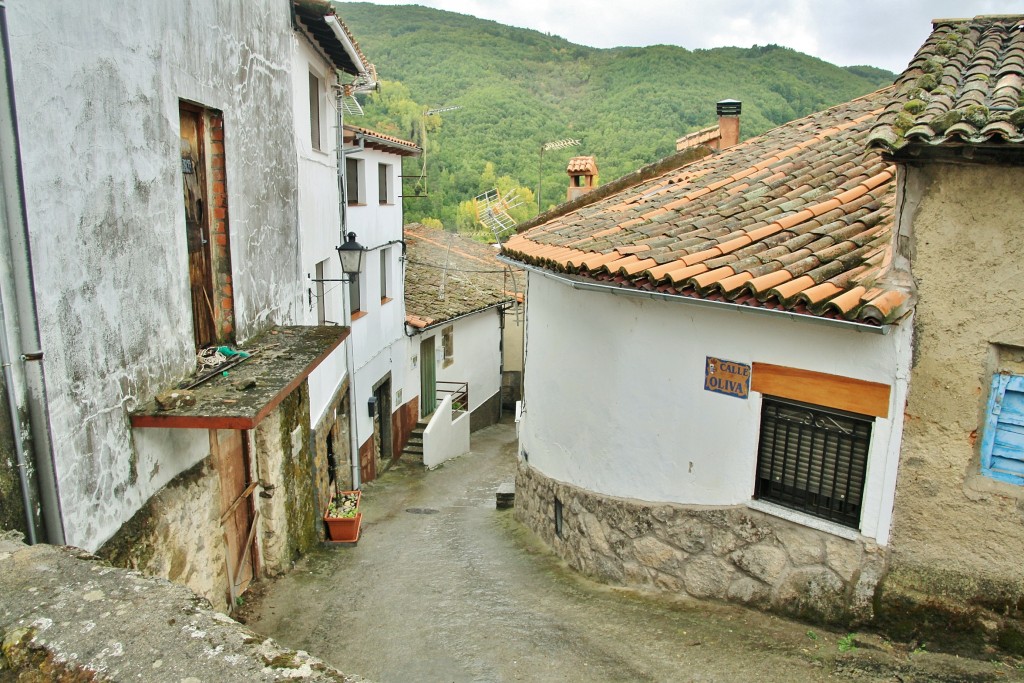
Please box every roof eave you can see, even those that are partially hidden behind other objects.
[500,256,897,336]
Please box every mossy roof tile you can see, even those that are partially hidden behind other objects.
[503,88,913,325]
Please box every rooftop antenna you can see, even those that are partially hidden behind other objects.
[404,105,463,199]
[538,138,581,211]
[437,232,455,300]
[473,187,524,245]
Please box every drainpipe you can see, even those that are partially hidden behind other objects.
[335,73,360,491]
[0,1,63,543]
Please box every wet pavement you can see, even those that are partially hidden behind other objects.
[243,419,1022,682]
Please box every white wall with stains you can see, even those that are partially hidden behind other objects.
[7,1,301,550]
[519,271,912,546]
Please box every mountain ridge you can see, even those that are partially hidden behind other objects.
[334,2,895,231]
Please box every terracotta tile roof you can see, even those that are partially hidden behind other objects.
[502,89,913,326]
[404,224,522,330]
[344,125,421,157]
[868,15,1024,153]
[676,125,721,151]
[567,156,598,174]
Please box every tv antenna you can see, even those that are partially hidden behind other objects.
[403,105,463,199]
[473,188,524,245]
[538,138,581,211]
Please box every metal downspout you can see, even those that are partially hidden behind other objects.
[336,73,360,490]
[0,1,63,543]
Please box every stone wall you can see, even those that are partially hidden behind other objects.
[0,534,362,681]
[255,385,318,578]
[98,456,228,612]
[312,379,351,502]
[515,462,887,624]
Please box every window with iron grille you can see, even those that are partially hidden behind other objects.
[754,397,872,528]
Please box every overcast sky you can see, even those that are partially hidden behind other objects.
[349,0,1023,73]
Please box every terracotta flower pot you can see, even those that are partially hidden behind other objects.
[324,511,362,542]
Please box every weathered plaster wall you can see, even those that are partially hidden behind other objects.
[516,463,887,623]
[6,1,300,551]
[520,272,911,545]
[887,164,1024,609]
[502,301,525,373]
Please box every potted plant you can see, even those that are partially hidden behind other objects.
[324,490,362,542]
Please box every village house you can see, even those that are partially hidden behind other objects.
[503,14,1024,637]
[0,0,410,611]
[502,88,909,622]
[401,223,522,467]
[340,124,422,482]
[865,15,1024,628]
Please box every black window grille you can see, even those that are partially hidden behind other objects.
[754,397,872,528]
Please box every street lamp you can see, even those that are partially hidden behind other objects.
[336,231,365,281]
[538,138,581,212]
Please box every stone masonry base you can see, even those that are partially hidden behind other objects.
[514,461,887,624]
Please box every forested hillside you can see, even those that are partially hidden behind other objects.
[336,2,894,235]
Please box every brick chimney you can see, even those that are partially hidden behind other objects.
[566,156,598,202]
[716,99,741,149]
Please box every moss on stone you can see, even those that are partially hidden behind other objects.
[903,99,927,115]
[1008,107,1024,128]
[893,113,917,135]
[915,73,939,92]
[963,104,990,128]
[929,110,962,135]
[997,623,1024,656]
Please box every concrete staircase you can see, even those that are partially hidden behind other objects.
[401,419,429,464]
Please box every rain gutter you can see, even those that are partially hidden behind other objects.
[499,257,891,336]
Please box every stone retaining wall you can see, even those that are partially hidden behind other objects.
[515,462,887,623]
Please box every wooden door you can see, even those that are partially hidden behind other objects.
[180,106,216,349]
[420,337,436,417]
[211,429,256,605]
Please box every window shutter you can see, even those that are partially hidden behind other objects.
[981,374,1024,482]
[755,397,871,528]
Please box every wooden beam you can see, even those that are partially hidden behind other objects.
[751,362,891,418]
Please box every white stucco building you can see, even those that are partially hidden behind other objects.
[402,223,523,467]
[503,89,915,622]
[0,0,403,611]
[341,125,421,482]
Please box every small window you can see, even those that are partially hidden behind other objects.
[981,374,1024,485]
[346,157,365,205]
[349,271,362,316]
[378,163,393,204]
[309,71,323,151]
[314,259,327,325]
[380,248,390,300]
[441,325,454,366]
[754,397,871,528]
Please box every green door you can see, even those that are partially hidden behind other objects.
[420,336,436,417]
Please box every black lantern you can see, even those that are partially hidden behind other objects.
[336,231,365,281]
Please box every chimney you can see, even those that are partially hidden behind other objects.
[716,99,741,149]
[566,156,598,202]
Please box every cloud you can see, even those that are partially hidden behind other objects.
[348,0,1024,73]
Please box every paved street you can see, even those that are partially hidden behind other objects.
[244,420,1019,683]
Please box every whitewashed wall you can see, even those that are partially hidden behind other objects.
[292,36,348,426]
[345,146,408,451]
[7,1,299,549]
[520,271,912,545]
[422,395,470,468]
